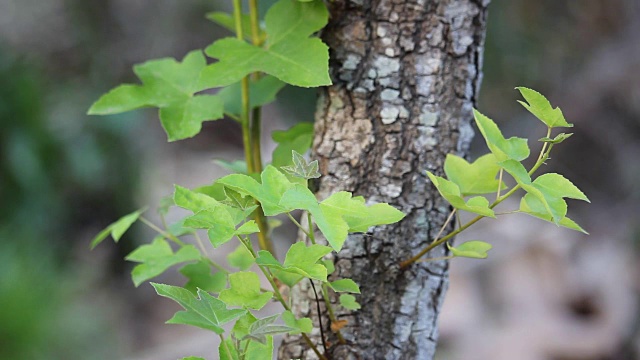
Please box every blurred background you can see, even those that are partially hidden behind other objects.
[0,0,638,359]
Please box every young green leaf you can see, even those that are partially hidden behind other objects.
[280,185,405,251]
[126,238,201,287]
[152,283,246,334]
[516,87,573,128]
[473,109,530,162]
[90,208,145,249]
[539,132,573,144]
[182,357,205,360]
[271,122,314,172]
[200,0,330,88]
[180,260,227,294]
[339,294,361,310]
[519,193,588,234]
[444,153,505,196]
[217,76,286,117]
[426,172,496,218]
[242,314,295,344]
[282,310,313,334]
[219,272,273,310]
[227,244,255,270]
[447,241,492,259]
[329,279,361,294]
[281,150,321,179]
[218,165,296,216]
[256,242,333,283]
[88,51,224,141]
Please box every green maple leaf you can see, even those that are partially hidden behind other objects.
[152,283,246,334]
[174,186,255,247]
[256,242,332,284]
[281,150,320,180]
[90,208,145,249]
[519,193,588,234]
[339,294,360,310]
[271,122,314,170]
[227,244,255,270]
[179,260,227,294]
[241,314,295,344]
[444,153,506,196]
[516,87,573,128]
[218,165,297,216]
[219,272,273,310]
[126,238,201,287]
[499,160,589,224]
[539,132,573,144]
[329,279,361,294]
[426,172,496,218]
[279,185,405,251]
[448,241,492,259]
[282,311,313,334]
[88,51,224,141]
[473,109,530,162]
[200,0,330,88]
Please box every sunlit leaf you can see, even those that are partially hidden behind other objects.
[444,153,506,196]
[126,238,201,287]
[426,172,495,218]
[473,109,530,162]
[89,51,224,141]
[516,87,573,128]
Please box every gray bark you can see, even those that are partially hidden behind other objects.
[279,0,489,359]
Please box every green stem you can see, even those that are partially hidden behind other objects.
[219,334,233,358]
[321,284,346,344]
[400,143,556,268]
[307,212,317,245]
[417,255,455,263]
[235,236,327,360]
[232,0,273,255]
[286,212,312,240]
[139,216,185,247]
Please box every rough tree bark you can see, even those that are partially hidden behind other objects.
[279,0,489,359]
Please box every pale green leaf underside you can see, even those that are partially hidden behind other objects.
[152,283,246,334]
[330,279,361,293]
[448,241,492,259]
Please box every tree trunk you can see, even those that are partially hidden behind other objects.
[279,0,489,359]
